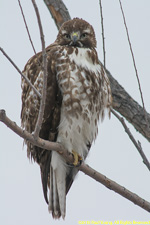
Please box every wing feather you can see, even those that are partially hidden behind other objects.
[21,44,62,203]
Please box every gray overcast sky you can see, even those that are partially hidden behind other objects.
[0,1,150,225]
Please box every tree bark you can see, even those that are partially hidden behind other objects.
[43,0,71,29]
[43,0,150,142]
[107,69,150,142]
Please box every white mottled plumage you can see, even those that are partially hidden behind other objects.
[57,47,103,155]
[68,48,101,75]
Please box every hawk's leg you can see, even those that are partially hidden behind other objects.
[72,150,82,166]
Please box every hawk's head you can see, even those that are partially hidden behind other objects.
[56,18,97,48]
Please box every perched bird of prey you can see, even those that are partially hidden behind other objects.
[21,18,112,219]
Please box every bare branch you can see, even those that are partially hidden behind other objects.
[0,47,41,99]
[31,0,47,138]
[0,109,73,163]
[118,0,149,131]
[111,109,150,171]
[0,109,150,213]
[80,163,150,213]
[99,0,106,68]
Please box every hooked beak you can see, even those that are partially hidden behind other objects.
[71,32,79,44]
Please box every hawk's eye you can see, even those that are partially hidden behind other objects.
[81,33,88,39]
[64,33,71,39]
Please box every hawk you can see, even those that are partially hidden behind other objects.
[21,18,112,219]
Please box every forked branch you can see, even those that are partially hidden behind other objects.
[0,109,150,213]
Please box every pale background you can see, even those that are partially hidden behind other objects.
[0,1,150,225]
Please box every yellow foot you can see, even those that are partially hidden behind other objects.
[72,151,82,166]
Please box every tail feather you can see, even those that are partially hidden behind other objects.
[56,170,66,219]
[48,167,54,212]
[40,151,78,219]
[48,152,66,219]
[66,167,78,194]
[40,152,51,204]
[49,167,61,219]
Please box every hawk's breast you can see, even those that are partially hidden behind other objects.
[56,47,102,111]
[54,46,104,158]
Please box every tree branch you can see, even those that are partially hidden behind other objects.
[0,109,73,163]
[43,0,150,143]
[98,1,150,167]
[18,0,42,68]
[107,69,150,142]
[118,0,149,132]
[0,109,150,213]
[98,0,150,157]
[99,0,106,68]
[31,0,47,138]
[1,0,150,215]
[80,164,150,213]
[18,0,37,56]
[43,0,71,29]
[111,109,150,171]
[0,47,41,99]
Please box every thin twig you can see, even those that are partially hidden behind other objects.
[31,0,47,138]
[0,109,150,213]
[99,0,106,68]
[111,108,150,171]
[118,0,149,130]
[18,0,37,56]
[18,0,42,67]
[0,47,41,99]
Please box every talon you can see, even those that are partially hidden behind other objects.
[72,151,82,166]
